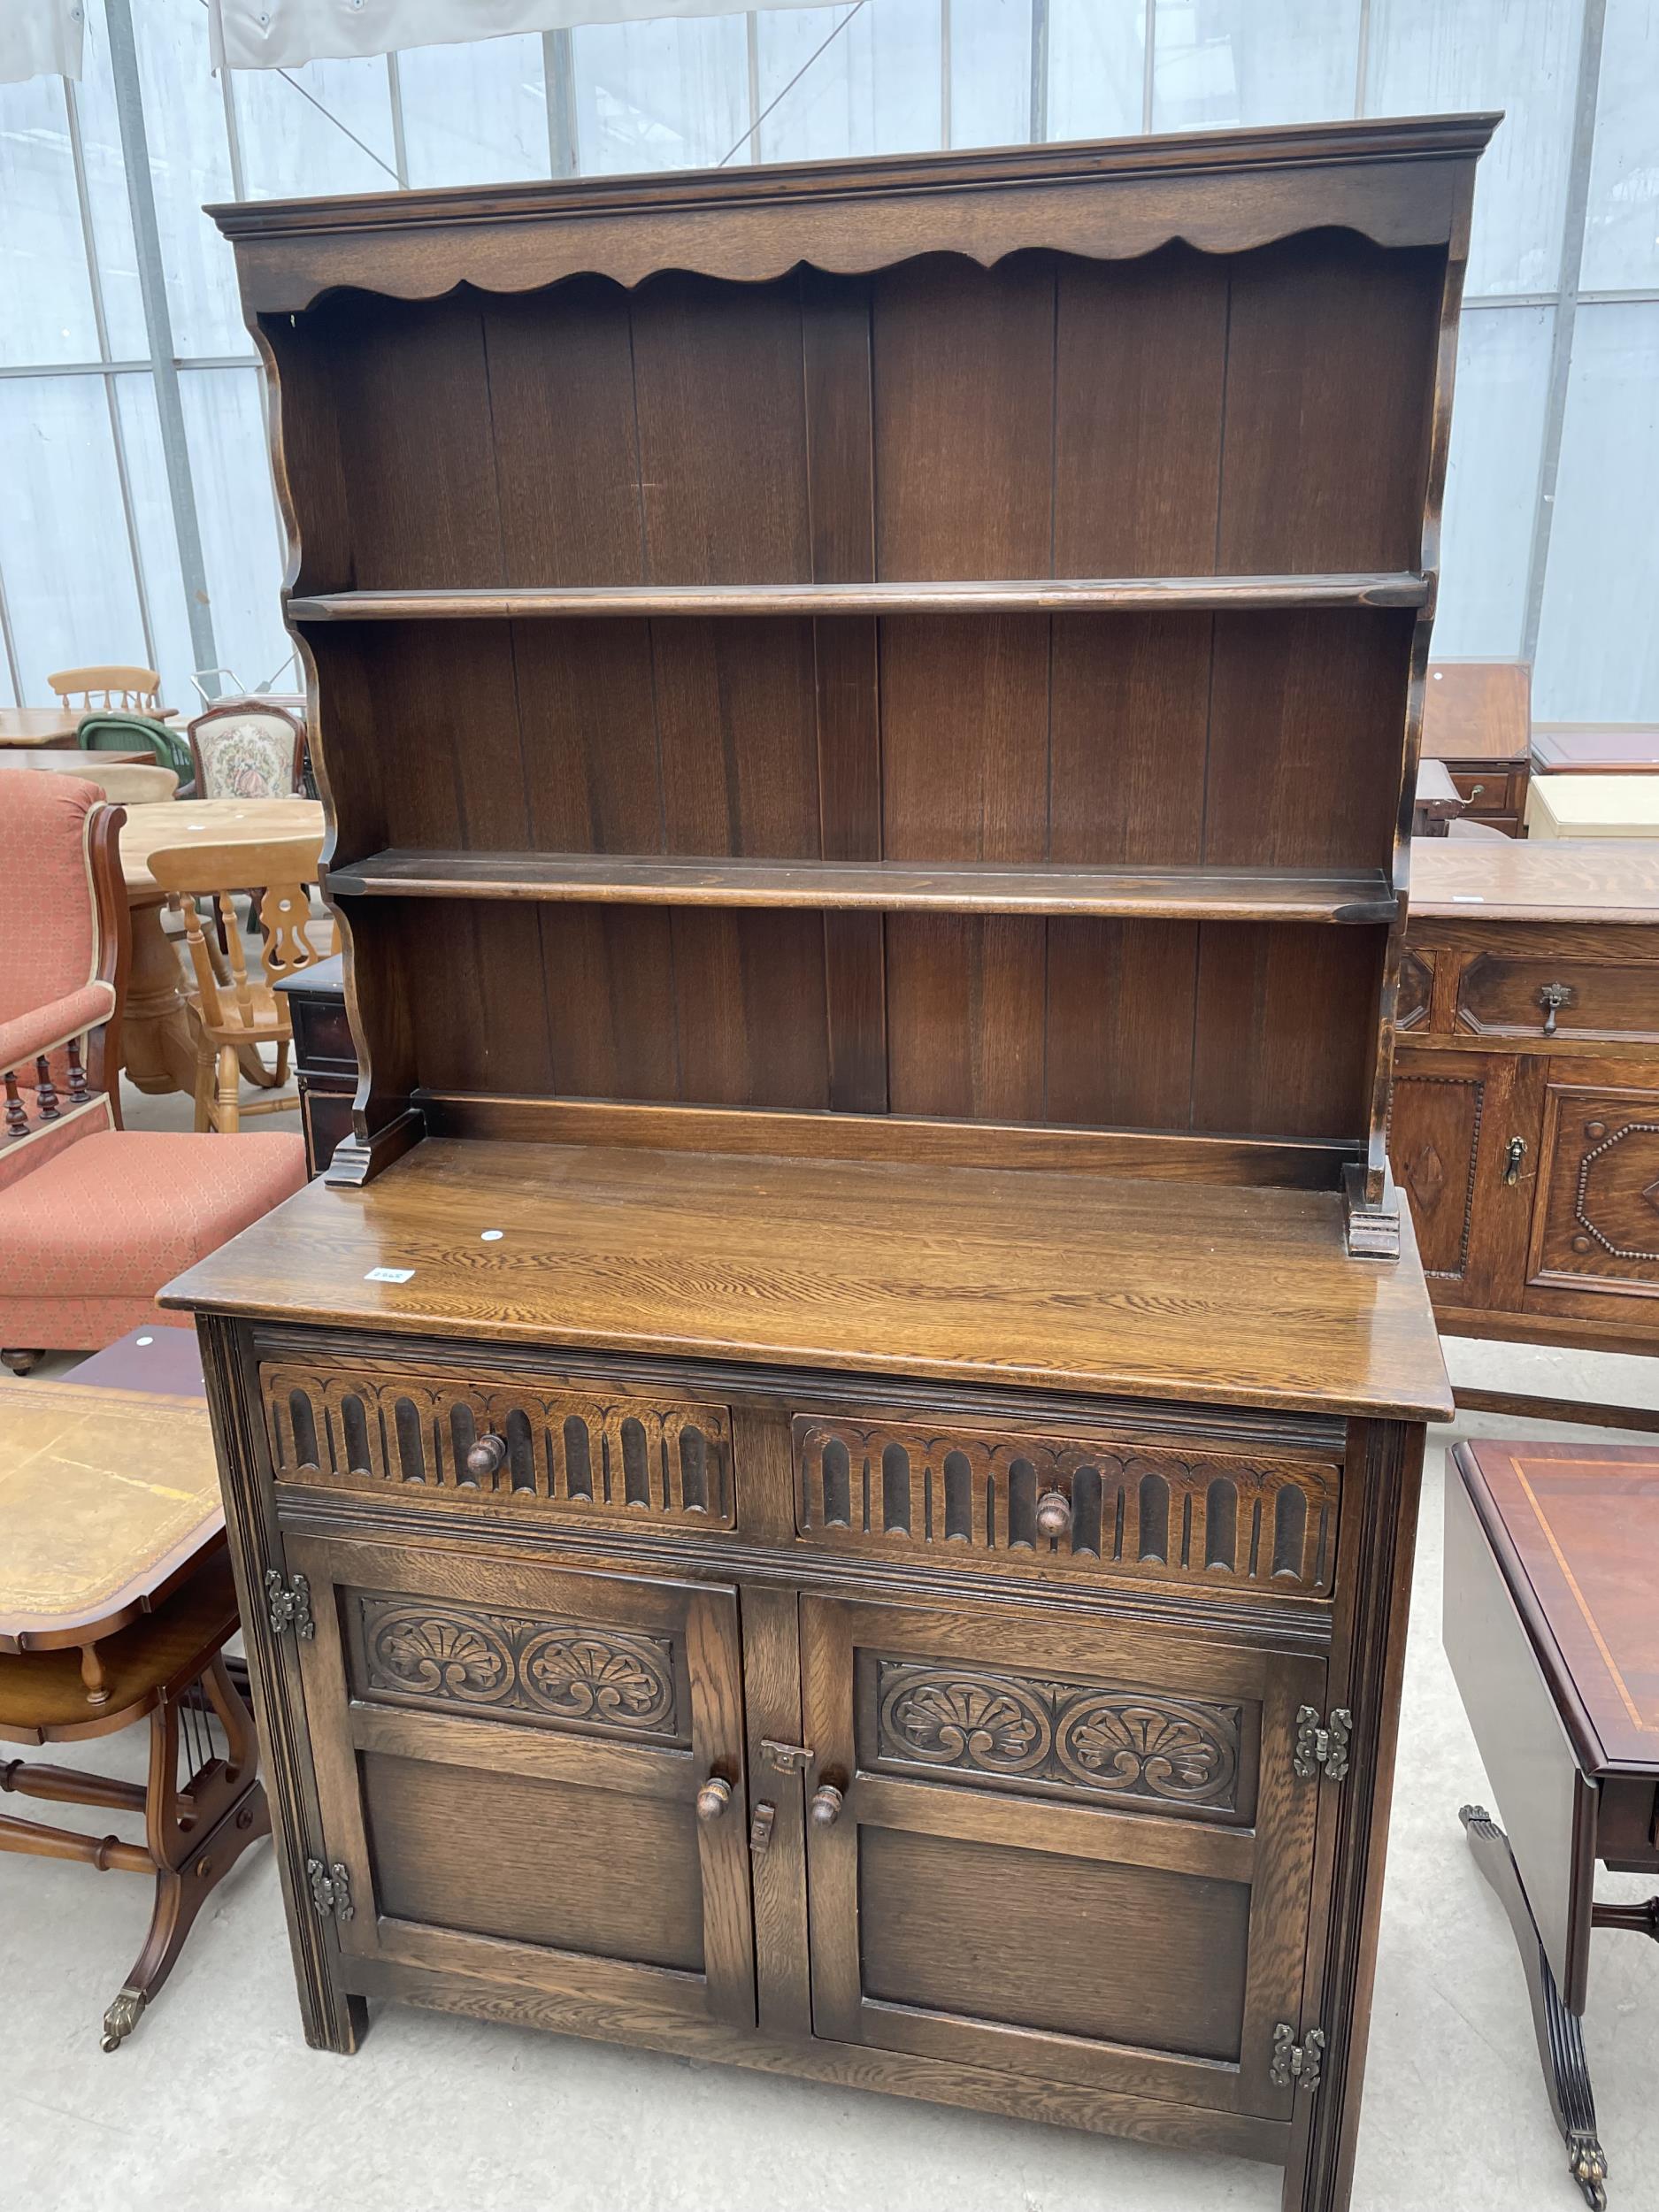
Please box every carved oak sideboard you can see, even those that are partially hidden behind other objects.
[166,117,1486,2212]
[1393,838,1659,1357]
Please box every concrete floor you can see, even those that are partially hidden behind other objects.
[4,1075,1656,2211]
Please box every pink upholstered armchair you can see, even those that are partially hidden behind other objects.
[0,772,307,1366]
[0,772,127,1139]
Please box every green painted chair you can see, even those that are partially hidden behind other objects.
[77,711,194,789]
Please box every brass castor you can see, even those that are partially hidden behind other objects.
[100,1987,146,2051]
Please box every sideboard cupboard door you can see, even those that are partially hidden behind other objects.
[282,1533,755,2026]
[799,1594,1322,2119]
[1389,1047,1529,1312]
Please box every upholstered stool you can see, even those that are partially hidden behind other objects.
[0,1125,305,1359]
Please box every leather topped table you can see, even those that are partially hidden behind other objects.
[1444,1439,1659,2208]
[1532,727,1659,777]
[0,1338,270,2048]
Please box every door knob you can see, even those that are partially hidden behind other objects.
[464,1432,506,1481]
[1035,1488,1073,1540]
[695,1775,733,1823]
[809,1784,845,1829]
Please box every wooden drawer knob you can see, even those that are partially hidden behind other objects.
[465,1433,507,1480]
[809,1784,844,1829]
[1035,1488,1073,1540]
[695,1775,733,1822]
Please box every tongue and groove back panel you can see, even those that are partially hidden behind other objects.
[269,225,1443,1148]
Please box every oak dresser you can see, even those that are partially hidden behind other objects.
[165,119,1486,2212]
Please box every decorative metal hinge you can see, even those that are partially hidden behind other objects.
[1271,2023,1325,2093]
[265,1569,314,1640]
[1294,1705,1352,1782]
[306,1857,354,1922]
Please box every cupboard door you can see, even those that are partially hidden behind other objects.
[285,1533,754,2024]
[800,1595,1322,2117]
[1523,1069,1659,1317]
[1390,1048,1528,1310]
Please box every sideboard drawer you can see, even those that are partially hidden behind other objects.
[261,1358,735,1532]
[1456,955,1659,1045]
[792,1410,1339,1599]
[1448,768,1522,818]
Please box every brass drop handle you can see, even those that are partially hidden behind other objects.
[1502,1136,1526,1187]
[464,1432,506,1481]
[810,1783,845,1829]
[1035,1488,1073,1540]
[1536,981,1573,1037]
[695,1775,733,1823]
[1468,782,1485,800]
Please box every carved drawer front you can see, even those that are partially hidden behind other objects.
[262,1360,733,1531]
[794,1414,1338,1597]
[1456,955,1659,1045]
[283,1533,754,2027]
[1527,1084,1659,1301]
[801,1594,1325,2121]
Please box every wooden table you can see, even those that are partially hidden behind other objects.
[1533,726,1659,776]
[1444,1438,1659,2209]
[0,1342,269,2048]
[0,746,151,771]
[119,796,324,1098]
[1527,776,1659,841]
[0,706,180,749]
[1423,658,1532,835]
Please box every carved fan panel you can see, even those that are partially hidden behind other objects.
[351,1592,685,1743]
[865,1655,1246,1816]
[261,1362,733,1529]
[794,1415,1338,1596]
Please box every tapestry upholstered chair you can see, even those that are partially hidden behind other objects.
[48,664,164,715]
[187,699,304,800]
[0,773,306,1368]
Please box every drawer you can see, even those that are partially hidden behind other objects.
[1456,953,1659,1045]
[262,1357,735,1532]
[793,1410,1339,1599]
[1449,769,1520,816]
[288,989,357,1073]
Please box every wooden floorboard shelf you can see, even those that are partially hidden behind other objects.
[326,851,1401,922]
[287,573,1429,622]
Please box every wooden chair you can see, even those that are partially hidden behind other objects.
[146,834,330,1134]
[48,664,163,715]
[187,698,304,801]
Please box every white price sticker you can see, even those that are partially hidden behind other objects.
[364,1266,415,1284]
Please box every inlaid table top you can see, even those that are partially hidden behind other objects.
[0,1379,223,1650]
[119,795,324,897]
[1456,1438,1659,1777]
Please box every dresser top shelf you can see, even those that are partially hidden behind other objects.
[328,851,1400,924]
[163,1138,1451,1421]
[288,574,1428,623]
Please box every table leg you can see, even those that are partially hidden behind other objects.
[121,896,201,1097]
[1461,1804,1609,2209]
[101,1652,269,2051]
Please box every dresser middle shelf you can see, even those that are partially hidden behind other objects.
[325,850,1401,924]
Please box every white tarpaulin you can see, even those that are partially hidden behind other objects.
[211,0,827,73]
[0,0,85,83]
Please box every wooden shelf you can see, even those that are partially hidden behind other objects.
[327,849,1400,923]
[288,573,1429,622]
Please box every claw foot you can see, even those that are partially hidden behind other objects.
[1567,2130,1608,2210]
[100,1987,145,2051]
